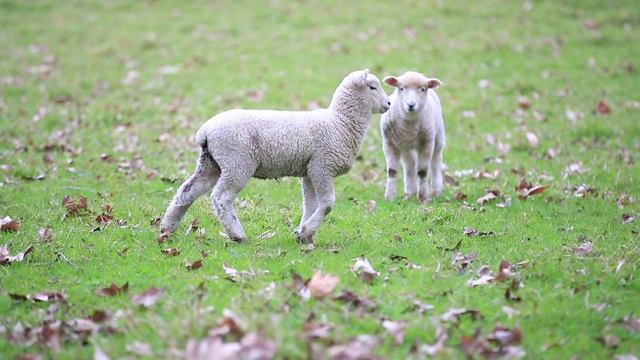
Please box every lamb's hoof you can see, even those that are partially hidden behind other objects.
[419,195,432,204]
[294,230,314,244]
[230,236,247,243]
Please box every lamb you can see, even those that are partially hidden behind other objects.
[160,69,390,244]
[380,71,445,203]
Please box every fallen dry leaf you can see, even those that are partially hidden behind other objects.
[95,282,129,297]
[441,308,483,323]
[131,287,166,307]
[477,190,500,205]
[161,248,180,256]
[0,244,34,266]
[351,257,380,283]
[37,227,54,242]
[572,240,594,256]
[525,132,539,148]
[382,319,406,345]
[596,100,611,114]
[307,270,339,298]
[327,335,381,360]
[223,262,239,280]
[621,213,635,224]
[1,216,20,232]
[62,195,88,216]
[185,259,203,270]
[518,185,550,200]
[463,227,495,237]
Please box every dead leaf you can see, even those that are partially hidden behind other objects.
[0,244,34,265]
[477,190,499,205]
[1,216,20,232]
[563,161,590,179]
[126,341,153,356]
[518,185,550,200]
[33,291,68,303]
[420,326,449,356]
[487,324,523,345]
[161,248,180,256]
[463,227,495,237]
[441,308,484,322]
[572,240,594,256]
[95,282,129,297]
[94,345,111,360]
[38,227,54,242]
[307,270,339,298]
[292,273,311,301]
[95,213,114,224]
[596,100,611,114]
[327,335,381,360]
[334,289,377,309]
[525,132,539,148]
[596,334,621,348]
[131,287,166,307]
[158,231,172,244]
[351,257,380,283]
[185,259,203,270]
[247,90,265,102]
[62,195,89,215]
[621,213,635,224]
[382,320,406,345]
[223,262,239,280]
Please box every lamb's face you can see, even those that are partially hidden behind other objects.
[358,70,390,114]
[384,72,442,114]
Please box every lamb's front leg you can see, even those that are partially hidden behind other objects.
[402,151,418,200]
[295,176,335,244]
[383,141,400,200]
[301,177,317,223]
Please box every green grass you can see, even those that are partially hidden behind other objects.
[1,0,639,358]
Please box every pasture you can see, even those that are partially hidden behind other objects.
[0,0,639,358]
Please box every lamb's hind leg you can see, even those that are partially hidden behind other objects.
[160,149,219,233]
[211,169,252,242]
[295,174,335,244]
[417,145,435,203]
[301,177,317,223]
[430,145,444,198]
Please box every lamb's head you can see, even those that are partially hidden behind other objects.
[335,69,390,114]
[384,71,442,114]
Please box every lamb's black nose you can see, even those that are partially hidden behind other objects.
[387,100,391,106]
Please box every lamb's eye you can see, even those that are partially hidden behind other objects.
[369,86,377,90]
[399,87,404,92]
[420,87,426,92]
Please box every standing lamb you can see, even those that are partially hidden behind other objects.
[380,71,445,203]
[160,69,390,244]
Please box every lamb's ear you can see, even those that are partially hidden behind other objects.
[428,78,443,89]
[361,69,370,85]
[384,76,399,87]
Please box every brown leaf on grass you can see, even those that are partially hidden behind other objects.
[474,169,502,180]
[572,240,594,256]
[452,252,478,268]
[477,189,500,205]
[0,244,34,265]
[95,282,129,297]
[292,273,311,301]
[596,100,611,114]
[518,185,550,200]
[185,332,277,360]
[515,178,531,192]
[460,328,526,359]
[131,287,166,307]
[247,90,265,103]
[185,259,203,270]
[494,260,514,281]
[126,341,153,356]
[596,334,621,348]
[615,313,640,332]
[1,216,20,232]
[15,354,44,360]
[307,270,339,298]
[454,191,467,200]
[302,313,334,340]
[563,161,590,179]
[185,218,200,235]
[487,324,523,345]
[94,345,111,360]
[33,291,68,303]
[209,309,245,339]
[158,231,172,244]
[161,248,180,256]
[525,132,539,148]
[583,19,601,29]
[9,293,30,301]
[223,261,239,281]
[463,227,495,237]
[334,289,376,309]
[382,320,407,346]
[38,227,54,242]
[573,184,597,197]
[419,326,449,356]
[441,308,484,323]
[351,257,380,283]
[327,335,382,360]
[62,195,89,215]
[621,213,635,224]
[95,213,114,224]
[518,96,531,109]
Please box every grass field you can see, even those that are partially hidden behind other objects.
[1,0,639,358]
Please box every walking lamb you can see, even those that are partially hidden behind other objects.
[380,71,445,203]
[160,69,390,244]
